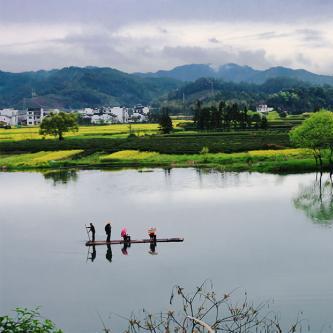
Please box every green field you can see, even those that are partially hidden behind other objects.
[0,127,290,154]
[0,150,83,169]
[0,117,315,172]
[0,148,320,173]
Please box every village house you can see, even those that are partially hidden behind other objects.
[256,104,274,114]
[77,105,150,124]
[26,107,44,126]
[0,109,19,126]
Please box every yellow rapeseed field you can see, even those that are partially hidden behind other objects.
[101,150,160,161]
[248,148,311,157]
[0,121,187,141]
[0,150,83,167]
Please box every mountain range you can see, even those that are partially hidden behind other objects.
[137,63,333,85]
[0,66,182,109]
[0,64,332,109]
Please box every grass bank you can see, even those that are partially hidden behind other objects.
[0,149,322,173]
[98,149,318,173]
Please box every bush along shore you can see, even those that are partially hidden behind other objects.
[0,148,326,173]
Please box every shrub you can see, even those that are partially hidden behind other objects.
[0,307,62,333]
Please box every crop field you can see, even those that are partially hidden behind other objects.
[99,148,316,173]
[0,148,318,173]
[101,148,312,164]
[114,130,291,154]
[0,129,291,154]
[0,150,83,169]
[0,123,168,141]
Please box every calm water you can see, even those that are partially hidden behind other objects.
[1,169,333,333]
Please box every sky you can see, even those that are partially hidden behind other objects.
[0,0,333,74]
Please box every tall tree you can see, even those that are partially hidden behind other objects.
[290,110,333,172]
[159,108,173,134]
[39,112,78,140]
[210,106,222,129]
[193,100,204,130]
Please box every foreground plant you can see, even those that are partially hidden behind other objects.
[0,307,62,333]
[123,281,301,333]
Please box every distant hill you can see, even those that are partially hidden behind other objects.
[0,66,182,109]
[137,63,333,85]
[166,77,333,114]
[1,64,333,110]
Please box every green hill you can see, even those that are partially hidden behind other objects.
[0,66,182,109]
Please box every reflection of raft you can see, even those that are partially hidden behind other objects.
[85,238,184,246]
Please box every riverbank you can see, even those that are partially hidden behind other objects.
[0,148,323,173]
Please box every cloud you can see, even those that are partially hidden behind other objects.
[0,1,333,74]
[162,46,272,69]
[1,0,333,25]
[209,38,220,44]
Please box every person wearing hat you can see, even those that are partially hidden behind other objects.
[121,227,131,244]
[88,222,96,242]
[148,227,157,244]
[105,221,112,242]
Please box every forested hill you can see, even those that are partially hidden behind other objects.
[166,77,333,114]
[137,63,333,85]
[0,66,182,109]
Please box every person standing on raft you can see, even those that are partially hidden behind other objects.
[148,227,157,243]
[121,227,131,243]
[105,222,112,242]
[88,223,96,242]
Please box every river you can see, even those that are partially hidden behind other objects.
[1,169,333,332]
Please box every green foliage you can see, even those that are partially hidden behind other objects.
[158,108,173,134]
[169,77,333,115]
[290,110,333,170]
[260,116,268,129]
[40,112,79,140]
[200,146,209,154]
[0,307,62,333]
[0,67,183,108]
[290,110,333,149]
[193,101,265,130]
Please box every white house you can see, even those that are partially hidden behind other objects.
[26,107,44,126]
[0,109,19,126]
[78,108,95,116]
[91,113,116,124]
[110,107,129,123]
[256,105,274,113]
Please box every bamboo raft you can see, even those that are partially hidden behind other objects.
[85,238,184,246]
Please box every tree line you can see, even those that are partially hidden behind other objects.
[193,101,268,131]
[167,77,333,115]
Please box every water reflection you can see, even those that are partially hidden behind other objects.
[87,245,96,262]
[43,169,78,186]
[149,241,158,255]
[121,243,130,255]
[106,244,112,262]
[293,174,333,224]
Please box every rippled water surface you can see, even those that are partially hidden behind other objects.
[1,169,333,332]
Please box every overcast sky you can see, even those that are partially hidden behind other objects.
[1,0,333,74]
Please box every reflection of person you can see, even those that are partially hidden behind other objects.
[88,245,96,262]
[106,244,112,262]
[88,223,96,242]
[105,222,112,242]
[121,243,129,255]
[149,242,158,255]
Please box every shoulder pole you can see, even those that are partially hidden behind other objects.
[85,224,91,241]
